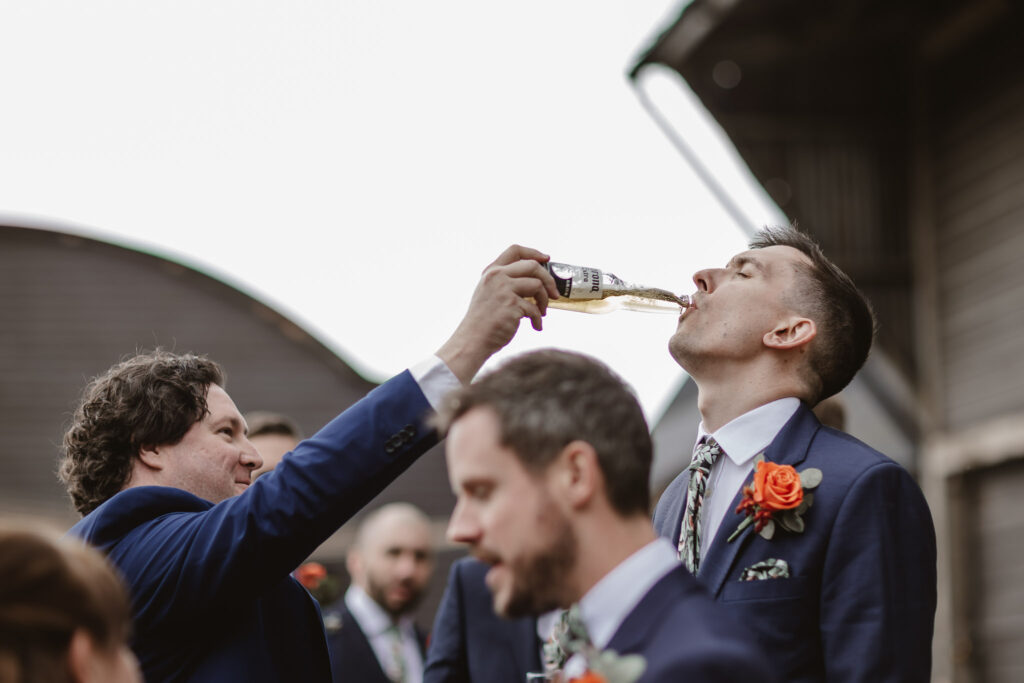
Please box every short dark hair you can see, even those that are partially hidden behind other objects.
[0,523,133,681]
[750,225,876,403]
[438,349,652,516]
[245,411,303,440]
[59,350,225,516]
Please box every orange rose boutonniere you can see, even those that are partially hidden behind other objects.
[570,673,608,683]
[294,562,341,605]
[728,456,822,542]
[294,562,327,589]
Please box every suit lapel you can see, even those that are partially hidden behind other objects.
[606,567,684,655]
[698,404,821,597]
[415,624,428,658]
[511,618,542,676]
[340,605,394,683]
[665,470,691,547]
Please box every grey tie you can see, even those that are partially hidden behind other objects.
[678,437,722,573]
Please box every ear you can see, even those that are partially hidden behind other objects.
[345,548,362,582]
[555,441,601,510]
[136,444,166,472]
[763,315,816,350]
[67,629,95,682]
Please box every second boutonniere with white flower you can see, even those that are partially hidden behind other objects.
[545,607,647,683]
[727,456,822,542]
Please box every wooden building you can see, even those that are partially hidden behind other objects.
[0,221,459,627]
[638,1,1024,680]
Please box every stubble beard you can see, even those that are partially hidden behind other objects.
[366,575,424,619]
[668,329,696,372]
[498,513,579,619]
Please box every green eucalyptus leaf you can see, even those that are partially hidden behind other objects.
[803,492,815,509]
[759,519,776,540]
[776,511,797,533]
[754,453,766,464]
[592,651,647,683]
[799,467,823,489]
[788,514,805,533]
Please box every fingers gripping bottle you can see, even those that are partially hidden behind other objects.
[544,261,691,314]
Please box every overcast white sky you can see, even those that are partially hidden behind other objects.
[1,1,783,422]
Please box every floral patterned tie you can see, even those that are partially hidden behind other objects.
[678,437,722,573]
[386,624,407,683]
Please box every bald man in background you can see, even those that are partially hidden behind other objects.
[324,503,435,683]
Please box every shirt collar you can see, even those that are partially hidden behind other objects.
[577,539,678,649]
[344,584,412,638]
[695,398,801,466]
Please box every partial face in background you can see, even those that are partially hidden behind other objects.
[69,630,143,683]
[249,432,299,480]
[445,407,576,618]
[669,245,812,372]
[348,506,434,618]
[145,385,262,503]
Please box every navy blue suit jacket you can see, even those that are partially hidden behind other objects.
[653,403,937,682]
[70,371,436,683]
[424,557,540,683]
[323,601,427,683]
[605,564,776,683]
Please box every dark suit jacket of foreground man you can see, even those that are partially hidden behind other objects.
[606,561,776,683]
[655,404,937,683]
[425,553,774,683]
[424,557,540,683]
[71,372,435,683]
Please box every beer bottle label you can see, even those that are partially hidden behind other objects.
[546,262,603,300]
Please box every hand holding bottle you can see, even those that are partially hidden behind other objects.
[436,245,559,384]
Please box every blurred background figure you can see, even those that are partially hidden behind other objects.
[323,503,435,683]
[0,522,142,683]
[246,411,304,480]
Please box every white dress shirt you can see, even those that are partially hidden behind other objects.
[561,539,679,679]
[344,585,424,683]
[410,356,462,412]
[693,398,800,559]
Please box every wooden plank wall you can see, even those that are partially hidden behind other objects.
[929,26,1024,432]
[962,458,1024,682]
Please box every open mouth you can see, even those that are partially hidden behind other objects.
[483,562,507,592]
[679,297,698,322]
[473,550,504,586]
[389,585,413,602]
[473,551,501,567]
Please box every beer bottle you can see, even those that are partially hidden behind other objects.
[543,261,690,314]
